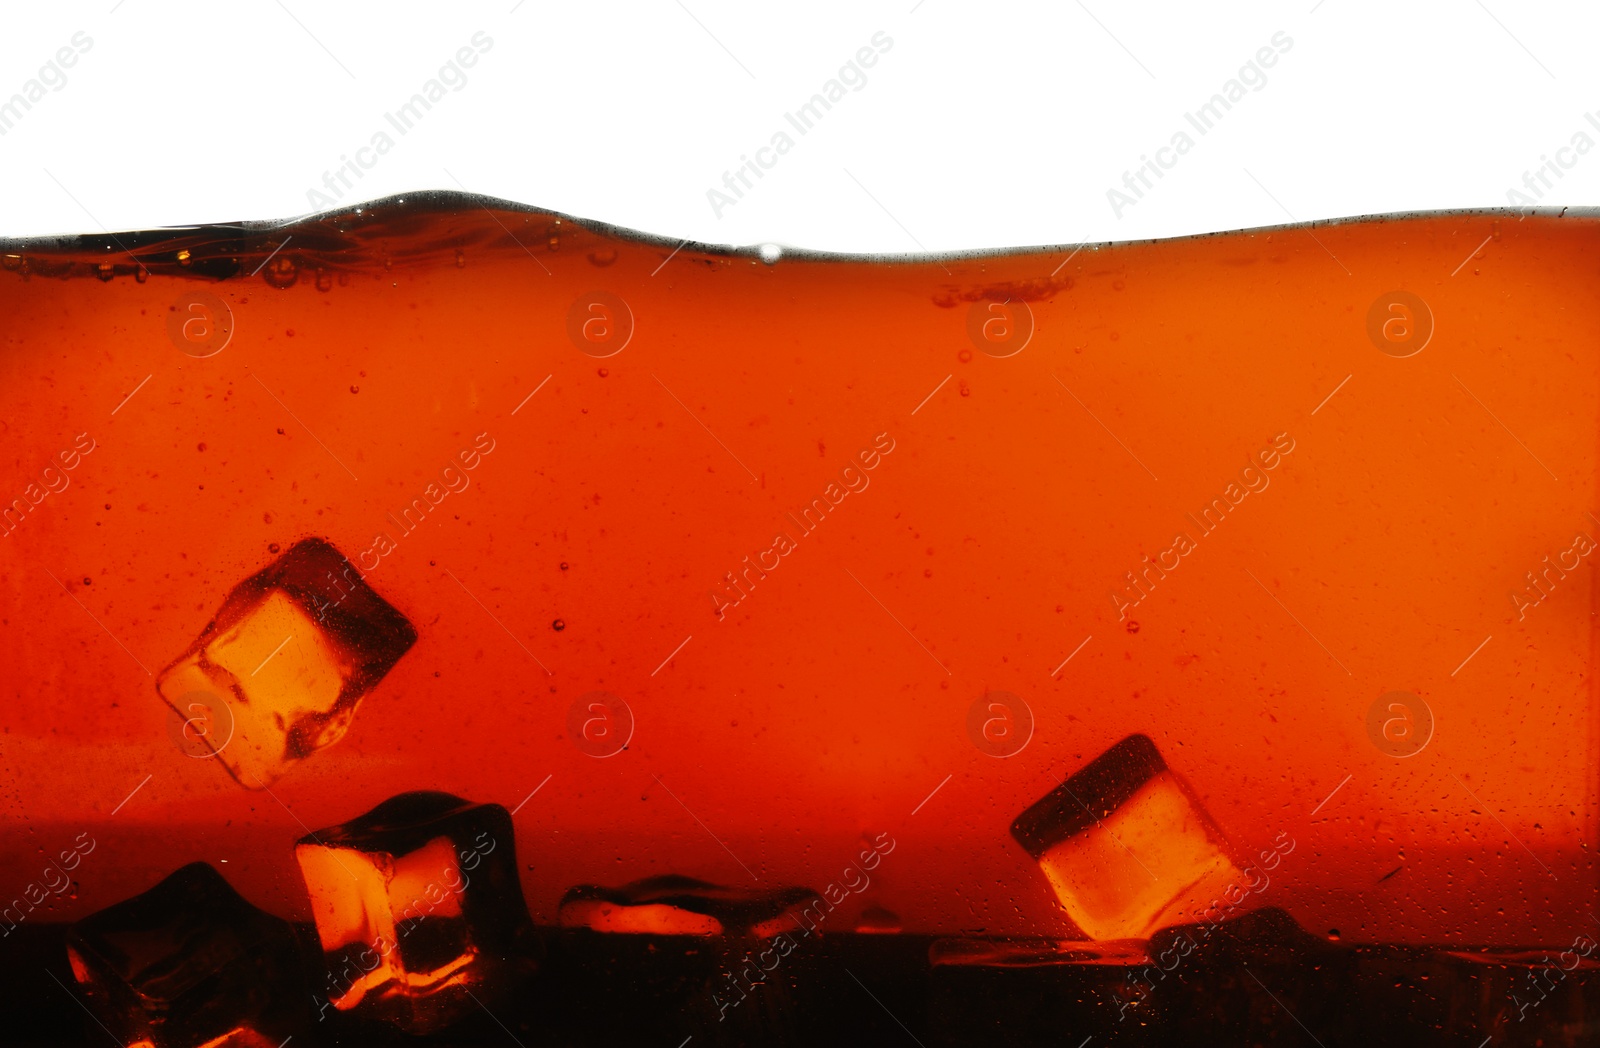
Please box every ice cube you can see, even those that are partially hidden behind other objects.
[1010,733,1245,940]
[854,904,903,934]
[155,537,416,788]
[294,790,534,1034]
[65,862,310,1048]
[558,874,822,938]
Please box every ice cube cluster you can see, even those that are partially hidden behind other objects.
[65,790,535,1044]
[69,540,1277,1043]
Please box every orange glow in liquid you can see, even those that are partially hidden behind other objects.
[2,197,1597,956]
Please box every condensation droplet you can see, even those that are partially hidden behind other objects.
[588,247,618,267]
[176,250,192,267]
[135,267,148,284]
[96,262,115,282]
[455,250,466,268]
[315,268,333,292]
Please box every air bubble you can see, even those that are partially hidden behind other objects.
[263,256,298,289]
[315,268,332,292]
[758,243,782,265]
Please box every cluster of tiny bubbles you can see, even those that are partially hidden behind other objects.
[757,243,782,265]
[85,260,149,283]
[263,255,297,289]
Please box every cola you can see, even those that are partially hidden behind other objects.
[5,194,1599,1045]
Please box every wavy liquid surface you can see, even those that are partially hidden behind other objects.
[0,194,1596,947]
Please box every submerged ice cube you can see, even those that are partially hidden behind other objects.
[1010,733,1244,941]
[155,537,416,788]
[295,790,534,1034]
[558,874,822,937]
[65,862,309,1048]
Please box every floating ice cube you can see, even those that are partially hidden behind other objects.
[294,790,534,1034]
[559,874,822,938]
[155,537,416,788]
[1010,734,1245,940]
[65,862,310,1048]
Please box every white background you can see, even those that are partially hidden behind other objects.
[1,1,1596,252]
